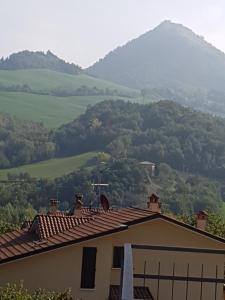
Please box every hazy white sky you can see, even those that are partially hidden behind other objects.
[1,0,225,67]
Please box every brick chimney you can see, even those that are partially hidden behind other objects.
[147,193,161,213]
[49,198,58,215]
[74,193,83,217]
[196,210,208,231]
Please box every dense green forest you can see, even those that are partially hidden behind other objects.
[0,114,54,168]
[3,96,225,176]
[0,50,81,75]
[55,100,225,179]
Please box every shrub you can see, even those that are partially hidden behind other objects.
[0,282,73,300]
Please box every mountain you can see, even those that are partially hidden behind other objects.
[0,50,82,75]
[88,20,225,92]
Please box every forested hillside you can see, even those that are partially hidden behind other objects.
[0,114,54,168]
[0,50,81,74]
[55,100,225,179]
[2,100,225,229]
[3,99,225,180]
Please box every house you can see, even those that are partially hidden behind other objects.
[139,161,156,177]
[0,194,225,300]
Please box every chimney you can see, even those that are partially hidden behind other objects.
[49,198,58,215]
[196,210,208,231]
[147,193,161,213]
[74,193,83,217]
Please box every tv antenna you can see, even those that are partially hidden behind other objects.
[91,183,109,208]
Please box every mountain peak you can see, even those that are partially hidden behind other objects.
[155,20,173,28]
[153,20,199,40]
[88,21,225,92]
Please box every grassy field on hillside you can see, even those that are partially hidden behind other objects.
[0,69,135,93]
[0,92,132,127]
[0,69,140,127]
[0,152,99,180]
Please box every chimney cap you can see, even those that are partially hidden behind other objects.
[148,193,160,203]
[48,198,59,215]
[50,198,58,205]
[147,193,161,212]
[197,210,208,217]
[75,193,83,200]
[75,193,83,208]
[196,210,208,231]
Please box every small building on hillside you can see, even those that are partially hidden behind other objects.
[140,161,156,177]
[0,194,225,300]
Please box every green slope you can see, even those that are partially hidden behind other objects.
[0,152,99,180]
[0,69,135,93]
[0,92,132,128]
[0,69,139,127]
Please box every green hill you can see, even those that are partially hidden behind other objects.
[0,91,132,128]
[0,50,81,74]
[0,69,135,94]
[55,100,225,180]
[0,151,99,180]
[0,69,138,127]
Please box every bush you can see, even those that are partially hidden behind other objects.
[0,283,73,300]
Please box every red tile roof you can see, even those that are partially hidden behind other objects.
[29,215,93,239]
[1,207,225,265]
[0,207,154,264]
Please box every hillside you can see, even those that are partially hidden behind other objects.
[0,50,81,75]
[55,100,225,179]
[0,151,99,180]
[0,92,132,128]
[0,113,53,168]
[1,100,225,220]
[0,69,138,127]
[88,21,225,117]
[0,69,135,94]
[88,20,225,91]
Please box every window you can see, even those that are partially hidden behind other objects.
[80,247,97,289]
[112,246,124,268]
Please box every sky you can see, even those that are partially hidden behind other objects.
[1,0,225,68]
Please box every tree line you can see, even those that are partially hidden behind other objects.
[0,82,133,98]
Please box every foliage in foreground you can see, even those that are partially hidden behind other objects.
[177,213,225,238]
[0,220,18,234]
[0,283,73,300]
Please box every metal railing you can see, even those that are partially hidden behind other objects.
[120,244,225,300]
